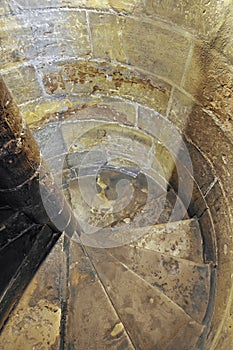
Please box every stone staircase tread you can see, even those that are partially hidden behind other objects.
[108,245,211,323]
[0,235,65,350]
[87,247,204,350]
[67,174,167,235]
[129,218,204,264]
[65,240,136,349]
[0,225,58,330]
[0,214,35,251]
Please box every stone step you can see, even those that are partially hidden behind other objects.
[0,225,59,330]
[108,245,211,323]
[66,174,188,244]
[0,210,33,250]
[0,235,65,350]
[129,218,204,264]
[0,223,41,296]
[87,247,204,350]
[64,240,135,350]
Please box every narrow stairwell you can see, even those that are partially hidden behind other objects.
[0,117,214,349]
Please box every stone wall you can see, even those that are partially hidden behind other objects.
[0,1,233,348]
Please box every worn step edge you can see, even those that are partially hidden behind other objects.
[129,218,204,264]
[88,247,205,349]
[108,245,211,323]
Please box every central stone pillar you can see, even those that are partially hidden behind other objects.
[0,76,75,232]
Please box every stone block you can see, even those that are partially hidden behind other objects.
[15,0,109,10]
[138,106,190,166]
[89,12,127,62]
[65,241,134,349]
[0,11,90,68]
[20,99,67,128]
[12,0,141,12]
[0,16,35,68]
[0,236,64,350]
[170,92,233,197]
[212,5,233,65]
[215,296,233,350]
[186,141,215,196]
[12,0,60,8]
[64,0,109,8]
[121,17,190,84]
[108,0,140,13]
[21,94,136,128]
[63,98,137,125]
[2,66,43,104]
[205,180,232,264]
[168,89,195,132]
[0,0,12,16]
[184,47,233,133]
[40,60,171,113]
[141,0,229,38]
[27,10,91,59]
[183,105,233,193]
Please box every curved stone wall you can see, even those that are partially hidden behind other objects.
[0,1,232,349]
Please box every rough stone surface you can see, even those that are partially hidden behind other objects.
[0,16,34,68]
[171,92,233,233]
[167,91,216,195]
[212,4,233,65]
[0,1,12,16]
[64,0,109,9]
[108,0,140,13]
[20,95,136,128]
[7,0,60,9]
[60,97,137,125]
[109,244,210,323]
[0,11,91,66]
[184,105,233,194]
[7,0,142,13]
[132,219,203,264]
[65,240,135,349]
[184,47,233,133]
[0,237,64,350]
[2,66,43,104]
[89,13,127,62]
[28,10,91,59]
[14,0,109,10]
[20,99,67,127]
[168,89,195,131]
[205,181,232,264]
[121,17,190,84]
[215,297,233,350]
[88,248,204,349]
[186,141,215,196]
[141,0,230,38]
[40,60,171,113]
[0,2,233,349]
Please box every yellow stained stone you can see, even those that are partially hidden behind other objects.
[0,299,61,350]
[111,322,124,337]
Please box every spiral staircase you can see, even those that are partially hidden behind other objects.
[0,1,233,349]
[0,115,214,350]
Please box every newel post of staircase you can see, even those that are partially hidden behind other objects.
[0,76,76,233]
[0,75,78,329]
